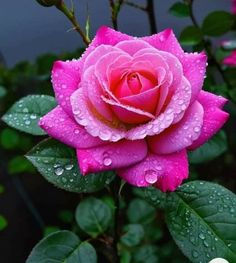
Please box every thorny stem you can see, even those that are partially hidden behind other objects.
[109,0,124,30]
[189,0,232,88]
[56,1,90,46]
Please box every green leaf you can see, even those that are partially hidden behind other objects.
[2,95,57,135]
[180,26,203,46]
[169,2,190,17]
[202,11,234,37]
[120,224,145,247]
[165,181,236,263]
[141,187,167,209]
[75,197,112,238]
[8,156,35,174]
[43,226,60,237]
[120,250,132,263]
[26,139,115,193]
[133,245,159,263]
[26,230,97,263]
[0,184,5,194]
[0,128,19,149]
[0,215,8,231]
[189,131,228,164]
[0,85,7,98]
[127,198,156,224]
[58,210,74,224]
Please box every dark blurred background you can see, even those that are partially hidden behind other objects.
[0,0,231,67]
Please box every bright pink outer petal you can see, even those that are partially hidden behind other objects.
[182,52,207,103]
[148,101,204,154]
[117,150,188,192]
[77,139,148,175]
[82,66,114,121]
[115,39,153,55]
[80,26,132,67]
[141,29,184,61]
[52,60,82,116]
[71,88,127,142]
[188,91,229,150]
[38,106,106,149]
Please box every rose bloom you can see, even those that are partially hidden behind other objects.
[39,27,229,192]
[223,50,236,66]
[232,0,236,14]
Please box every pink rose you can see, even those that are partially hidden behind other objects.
[39,26,229,192]
[223,50,236,66]
[232,0,236,14]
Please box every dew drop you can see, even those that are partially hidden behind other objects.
[30,114,37,120]
[23,108,29,113]
[199,233,205,240]
[192,250,199,258]
[54,167,64,176]
[25,120,31,125]
[194,126,200,132]
[144,169,159,184]
[103,156,112,166]
[65,164,74,171]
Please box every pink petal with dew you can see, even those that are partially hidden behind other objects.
[95,52,132,102]
[79,26,132,67]
[188,91,229,150]
[117,150,188,192]
[182,52,207,103]
[71,88,126,142]
[102,96,155,124]
[120,85,160,113]
[82,44,123,72]
[125,76,190,140]
[52,60,82,116]
[115,39,153,55]
[77,139,147,175]
[83,66,114,121]
[148,101,204,154]
[38,106,106,149]
[142,29,185,61]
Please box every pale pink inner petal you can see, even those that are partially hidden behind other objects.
[102,95,155,124]
[77,139,147,175]
[148,101,204,154]
[82,66,114,121]
[115,39,153,55]
[71,88,127,142]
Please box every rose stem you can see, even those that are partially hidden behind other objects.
[108,0,124,30]
[55,1,90,46]
[189,0,232,88]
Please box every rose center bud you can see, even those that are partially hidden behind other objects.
[127,73,142,95]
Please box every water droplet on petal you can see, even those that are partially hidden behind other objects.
[144,169,159,184]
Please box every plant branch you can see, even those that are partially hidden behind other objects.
[189,0,232,88]
[109,0,124,30]
[124,0,146,11]
[146,0,157,34]
[55,1,90,46]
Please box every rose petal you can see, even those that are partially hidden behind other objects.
[52,60,82,116]
[182,52,207,103]
[39,106,106,149]
[83,66,114,121]
[77,139,147,175]
[142,29,184,61]
[102,95,155,124]
[115,39,153,55]
[71,88,126,142]
[117,150,188,192]
[148,101,204,154]
[188,91,229,150]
